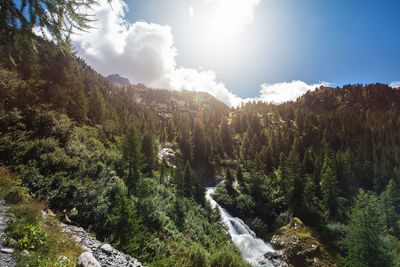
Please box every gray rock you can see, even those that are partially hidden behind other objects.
[100,244,113,255]
[158,148,175,166]
[77,252,101,267]
[1,248,14,254]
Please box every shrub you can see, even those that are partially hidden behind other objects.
[209,245,249,267]
[183,244,208,267]
[9,224,47,250]
[0,168,19,196]
[5,182,30,204]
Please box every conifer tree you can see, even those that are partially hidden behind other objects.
[141,132,155,176]
[236,165,244,187]
[122,127,140,191]
[342,190,395,267]
[220,118,233,155]
[193,119,207,165]
[88,86,105,124]
[226,168,234,191]
[285,147,304,216]
[183,161,193,197]
[320,155,340,218]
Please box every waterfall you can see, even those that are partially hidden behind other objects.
[206,187,284,267]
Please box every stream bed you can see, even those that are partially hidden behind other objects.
[206,187,286,267]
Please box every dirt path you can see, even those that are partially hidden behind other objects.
[0,199,15,267]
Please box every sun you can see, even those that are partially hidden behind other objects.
[187,0,260,51]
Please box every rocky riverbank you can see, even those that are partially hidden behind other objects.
[0,200,143,267]
[0,199,15,267]
[42,210,144,267]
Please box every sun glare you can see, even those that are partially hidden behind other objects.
[188,0,259,55]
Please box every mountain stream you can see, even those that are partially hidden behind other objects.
[206,187,285,267]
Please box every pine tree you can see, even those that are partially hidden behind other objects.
[1,0,98,55]
[193,174,205,205]
[183,161,193,197]
[285,147,304,216]
[122,127,140,192]
[236,165,244,187]
[240,133,250,166]
[225,168,234,191]
[141,132,155,176]
[108,194,144,253]
[88,86,105,124]
[320,155,340,218]
[220,118,233,155]
[342,190,395,267]
[193,119,207,166]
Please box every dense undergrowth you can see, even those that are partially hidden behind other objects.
[0,168,83,266]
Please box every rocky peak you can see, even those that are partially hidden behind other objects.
[107,74,131,86]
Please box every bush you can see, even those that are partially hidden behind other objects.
[183,244,208,267]
[236,194,255,217]
[5,182,30,204]
[10,224,47,250]
[209,245,249,267]
[0,168,18,196]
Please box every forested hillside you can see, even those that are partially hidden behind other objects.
[0,36,249,266]
[213,84,400,266]
[1,23,400,267]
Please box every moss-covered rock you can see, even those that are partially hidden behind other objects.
[270,218,336,267]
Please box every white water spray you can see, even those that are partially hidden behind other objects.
[206,187,281,267]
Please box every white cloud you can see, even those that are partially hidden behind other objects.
[71,0,327,107]
[258,81,330,103]
[168,68,243,107]
[390,81,400,88]
[71,0,176,85]
[71,0,242,106]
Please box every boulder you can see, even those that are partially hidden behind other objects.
[100,244,113,255]
[77,252,101,267]
[270,218,336,267]
[264,251,284,261]
[1,248,14,254]
[158,148,175,166]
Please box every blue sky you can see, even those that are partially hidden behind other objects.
[71,0,400,105]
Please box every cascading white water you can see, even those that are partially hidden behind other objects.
[206,187,280,267]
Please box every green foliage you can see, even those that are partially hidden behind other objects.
[236,165,244,187]
[320,155,340,218]
[2,172,82,266]
[122,126,141,190]
[225,168,234,189]
[141,132,156,176]
[0,168,19,196]
[5,181,30,204]
[209,245,249,267]
[10,224,47,250]
[0,0,97,60]
[219,118,233,155]
[381,179,400,236]
[108,194,145,255]
[183,161,193,197]
[341,190,396,267]
[193,119,207,166]
[183,244,208,267]
[236,194,255,217]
